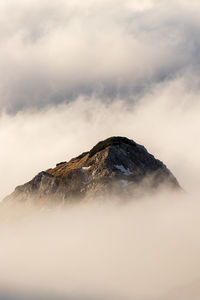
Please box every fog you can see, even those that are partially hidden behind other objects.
[1,0,200,299]
[1,192,200,300]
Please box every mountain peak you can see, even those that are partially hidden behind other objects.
[3,136,180,205]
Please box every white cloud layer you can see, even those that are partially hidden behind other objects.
[1,192,200,300]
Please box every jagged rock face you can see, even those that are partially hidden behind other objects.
[4,137,180,205]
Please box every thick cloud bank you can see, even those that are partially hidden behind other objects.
[1,193,200,300]
[0,0,200,111]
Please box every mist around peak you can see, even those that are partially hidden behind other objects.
[1,0,200,299]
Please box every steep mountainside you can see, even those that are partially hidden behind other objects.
[4,137,180,205]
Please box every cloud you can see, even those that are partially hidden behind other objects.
[1,192,200,300]
[1,2,200,299]
[1,0,200,111]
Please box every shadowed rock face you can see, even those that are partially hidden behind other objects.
[3,137,180,205]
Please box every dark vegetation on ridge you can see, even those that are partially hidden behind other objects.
[89,136,137,157]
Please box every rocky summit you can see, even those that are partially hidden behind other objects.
[4,137,180,205]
